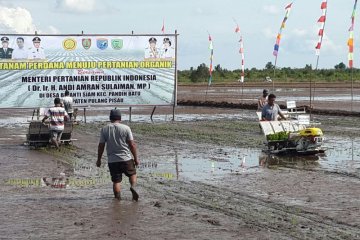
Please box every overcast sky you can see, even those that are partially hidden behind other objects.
[0,0,357,70]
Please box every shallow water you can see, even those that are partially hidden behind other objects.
[1,114,359,187]
[2,139,359,188]
[0,108,255,127]
[139,136,360,182]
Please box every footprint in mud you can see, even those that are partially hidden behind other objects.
[207,219,221,226]
[193,213,221,226]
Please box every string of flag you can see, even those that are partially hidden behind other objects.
[348,0,358,68]
[273,3,293,57]
[235,24,245,82]
[208,34,214,86]
[315,0,328,56]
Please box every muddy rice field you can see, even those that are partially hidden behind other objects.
[1,83,360,239]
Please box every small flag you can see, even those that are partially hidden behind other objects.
[161,19,165,33]
[235,25,240,33]
[321,2,327,9]
[318,15,326,22]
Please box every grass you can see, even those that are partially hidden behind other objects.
[72,114,360,151]
[129,120,264,148]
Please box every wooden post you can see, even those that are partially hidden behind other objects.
[173,30,178,122]
[129,107,132,122]
[83,108,86,123]
[150,106,156,122]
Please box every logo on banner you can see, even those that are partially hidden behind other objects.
[97,38,108,50]
[111,39,123,50]
[63,38,77,51]
[82,38,91,50]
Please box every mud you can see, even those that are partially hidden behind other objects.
[1,83,360,239]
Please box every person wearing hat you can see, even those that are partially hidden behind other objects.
[97,108,140,201]
[0,36,13,59]
[28,36,46,60]
[12,37,28,60]
[160,37,175,59]
[144,37,159,59]
[257,89,269,111]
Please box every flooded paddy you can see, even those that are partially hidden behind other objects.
[139,136,360,183]
[1,105,360,239]
[1,110,360,184]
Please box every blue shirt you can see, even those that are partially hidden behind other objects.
[261,103,281,121]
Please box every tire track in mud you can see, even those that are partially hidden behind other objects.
[276,165,360,180]
[142,179,360,240]
[40,128,360,239]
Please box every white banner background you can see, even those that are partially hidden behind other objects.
[0,34,176,108]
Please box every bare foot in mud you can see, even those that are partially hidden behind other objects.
[130,187,139,201]
[114,192,121,200]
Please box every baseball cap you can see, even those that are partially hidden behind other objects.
[110,108,121,120]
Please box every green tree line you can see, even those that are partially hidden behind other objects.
[178,62,360,83]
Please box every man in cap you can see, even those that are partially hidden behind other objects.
[257,89,269,111]
[0,36,13,59]
[97,108,140,201]
[160,37,175,59]
[144,37,159,59]
[28,36,46,59]
[12,37,27,60]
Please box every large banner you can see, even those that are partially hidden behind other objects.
[0,34,177,108]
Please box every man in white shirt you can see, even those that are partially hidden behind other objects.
[160,37,175,59]
[144,37,160,59]
[61,90,74,120]
[28,37,46,60]
[12,37,28,60]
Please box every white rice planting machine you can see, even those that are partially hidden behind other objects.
[257,102,326,155]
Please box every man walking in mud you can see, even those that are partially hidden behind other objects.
[96,108,140,201]
[42,97,69,149]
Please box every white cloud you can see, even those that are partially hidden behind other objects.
[292,28,307,37]
[47,26,61,34]
[56,0,96,13]
[263,5,279,15]
[196,8,203,14]
[262,27,276,39]
[0,6,36,33]
[316,34,344,54]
